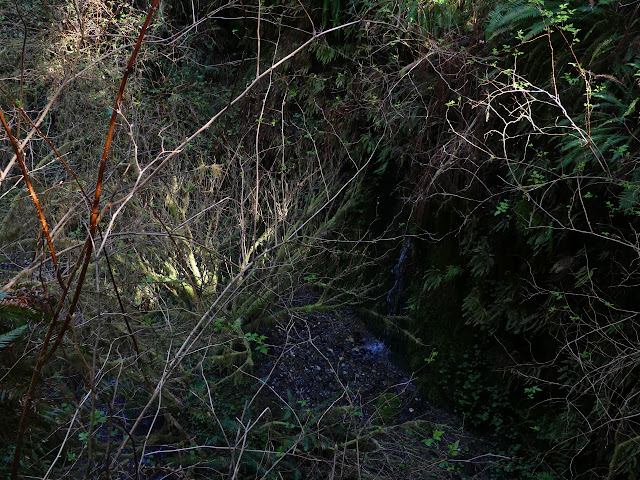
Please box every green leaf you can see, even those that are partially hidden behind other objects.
[0,325,29,351]
[373,161,388,175]
[623,98,638,117]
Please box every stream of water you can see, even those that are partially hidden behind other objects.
[386,238,411,315]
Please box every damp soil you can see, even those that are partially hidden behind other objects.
[251,303,503,479]
[254,309,428,419]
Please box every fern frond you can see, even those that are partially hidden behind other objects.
[574,266,595,288]
[488,0,599,41]
[422,265,462,291]
[467,237,494,277]
[462,288,490,327]
[591,91,626,109]
[487,1,544,40]
[588,36,616,66]
[0,325,29,351]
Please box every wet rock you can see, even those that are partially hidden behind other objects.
[254,310,422,417]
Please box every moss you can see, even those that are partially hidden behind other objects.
[375,393,402,424]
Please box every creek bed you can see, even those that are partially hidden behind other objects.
[252,307,502,479]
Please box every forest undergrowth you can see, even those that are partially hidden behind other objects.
[1,0,640,479]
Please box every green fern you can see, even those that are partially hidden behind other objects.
[422,265,462,291]
[555,82,635,170]
[487,0,603,41]
[314,44,336,65]
[587,36,617,66]
[322,0,343,27]
[467,237,494,277]
[487,1,545,40]
[462,288,490,327]
[0,325,29,351]
[573,265,595,288]
[618,170,640,212]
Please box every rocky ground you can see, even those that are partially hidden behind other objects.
[251,304,505,479]
[254,309,427,417]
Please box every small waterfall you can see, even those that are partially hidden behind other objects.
[386,238,411,315]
